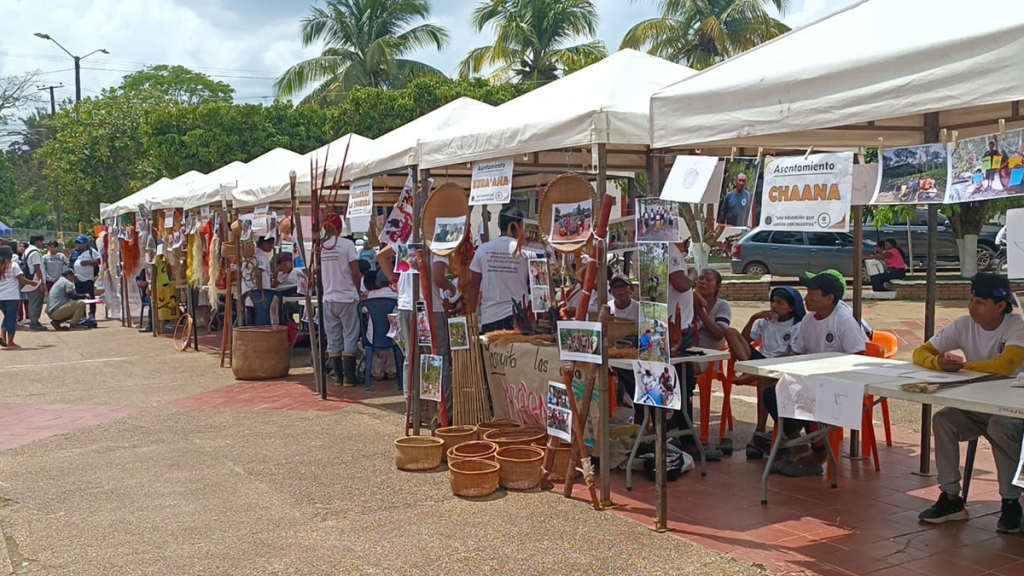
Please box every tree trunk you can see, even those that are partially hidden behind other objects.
[957,235,979,278]
[692,242,710,272]
[948,201,988,277]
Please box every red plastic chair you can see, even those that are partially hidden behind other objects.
[696,347,737,443]
[865,331,899,450]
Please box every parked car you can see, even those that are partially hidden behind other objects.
[864,209,1002,268]
[730,229,876,278]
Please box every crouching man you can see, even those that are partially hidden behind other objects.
[47,269,88,330]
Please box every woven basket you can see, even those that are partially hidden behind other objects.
[476,420,521,434]
[394,436,445,471]
[533,440,580,481]
[422,182,469,257]
[447,440,498,464]
[495,446,544,490]
[435,425,479,461]
[482,426,547,449]
[539,172,595,253]
[449,459,500,498]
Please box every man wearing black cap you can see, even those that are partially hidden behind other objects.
[760,270,867,477]
[71,235,101,321]
[914,273,1024,532]
[607,273,639,323]
[467,207,531,333]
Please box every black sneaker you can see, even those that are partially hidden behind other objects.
[997,498,1023,534]
[919,492,969,524]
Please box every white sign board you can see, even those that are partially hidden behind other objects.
[469,157,514,205]
[776,374,865,431]
[760,152,854,232]
[660,155,720,203]
[1007,208,1024,280]
[347,178,373,218]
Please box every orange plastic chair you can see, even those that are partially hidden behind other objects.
[867,331,899,448]
[696,347,736,443]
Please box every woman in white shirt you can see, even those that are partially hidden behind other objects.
[1,246,42,349]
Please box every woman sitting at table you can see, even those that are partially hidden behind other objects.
[866,238,907,292]
[913,273,1024,533]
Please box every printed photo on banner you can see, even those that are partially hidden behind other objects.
[636,198,682,243]
[448,316,470,351]
[631,360,681,410]
[387,312,404,350]
[380,171,416,245]
[415,301,432,347]
[717,158,760,227]
[608,216,638,253]
[394,243,422,274]
[557,320,603,363]
[469,157,514,205]
[347,178,374,218]
[760,152,854,232]
[638,243,668,304]
[947,129,1024,203]
[431,216,467,252]
[528,258,550,287]
[530,286,551,312]
[661,154,720,203]
[550,200,593,244]
[638,302,670,364]
[871,144,948,205]
[546,381,573,442]
[420,354,443,402]
[522,219,545,251]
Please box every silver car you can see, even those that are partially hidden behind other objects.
[731,228,877,278]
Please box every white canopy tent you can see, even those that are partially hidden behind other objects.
[100,177,170,219]
[419,50,695,170]
[227,148,306,208]
[175,161,247,211]
[101,171,207,219]
[650,0,1024,150]
[276,133,373,205]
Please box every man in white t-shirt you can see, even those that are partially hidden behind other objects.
[914,274,1024,533]
[24,235,47,331]
[320,214,363,386]
[667,242,695,356]
[241,237,276,326]
[468,208,531,334]
[71,235,101,320]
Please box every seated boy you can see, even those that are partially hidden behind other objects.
[725,286,805,458]
[914,273,1024,533]
[761,271,867,477]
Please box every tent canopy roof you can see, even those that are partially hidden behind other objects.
[651,0,1024,150]
[146,171,207,212]
[228,148,306,208]
[419,50,695,169]
[101,177,171,219]
[167,161,248,210]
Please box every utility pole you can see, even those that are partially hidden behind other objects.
[38,84,64,236]
[38,84,62,115]
[33,33,108,104]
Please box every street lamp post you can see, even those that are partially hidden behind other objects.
[33,33,108,236]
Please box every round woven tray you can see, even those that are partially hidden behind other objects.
[422,182,469,257]
[482,426,547,450]
[394,436,445,471]
[447,440,498,464]
[435,425,479,461]
[539,172,595,253]
[495,445,544,490]
[449,458,500,498]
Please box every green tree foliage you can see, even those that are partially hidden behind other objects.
[3,110,58,230]
[0,154,17,218]
[275,0,450,105]
[622,0,790,70]
[117,65,235,106]
[459,0,607,83]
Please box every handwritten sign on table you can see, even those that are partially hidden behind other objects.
[777,374,865,430]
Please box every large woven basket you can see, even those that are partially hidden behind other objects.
[435,425,479,461]
[482,426,547,449]
[449,459,500,498]
[476,420,521,434]
[394,436,445,471]
[447,440,498,464]
[422,182,469,257]
[533,439,580,481]
[495,446,544,490]
[539,172,595,253]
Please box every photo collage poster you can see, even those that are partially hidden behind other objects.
[528,257,551,314]
[946,129,1024,203]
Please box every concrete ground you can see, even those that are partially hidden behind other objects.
[1,314,769,576]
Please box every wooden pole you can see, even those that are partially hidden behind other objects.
[918,112,941,477]
[409,166,426,435]
[416,248,449,428]
[595,143,613,506]
[849,205,864,458]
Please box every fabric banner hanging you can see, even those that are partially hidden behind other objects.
[469,157,514,205]
[760,152,854,232]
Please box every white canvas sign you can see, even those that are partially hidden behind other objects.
[661,155,720,203]
[776,374,865,431]
[347,178,373,218]
[760,152,854,232]
[469,157,514,205]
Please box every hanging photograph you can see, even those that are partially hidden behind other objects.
[717,158,761,226]
[872,144,948,204]
[420,354,443,402]
[431,216,467,252]
[447,316,470,351]
[661,154,720,204]
[469,157,514,205]
[607,216,638,253]
[380,171,415,245]
[947,129,1024,203]
[638,302,670,364]
[638,243,668,304]
[347,178,374,218]
[387,312,405,350]
[522,219,545,251]
[528,258,550,287]
[546,381,572,442]
[635,198,683,243]
[760,152,854,232]
[549,200,594,244]
[394,243,422,274]
[530,286,551,312]
[631,360,681,410]
[557,320,603,363]
[415,301,432,347]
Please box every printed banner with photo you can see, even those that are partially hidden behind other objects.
[607,216,638,253]
[947,129,1024,203]
[638,243,668,304]
[776,373,864,430]
[638,302,669,364]
[415,302,432,347]
[448,316,470,351]
[1007,208,1024,280]
[557,320,603,364]
[871,144,948,205]
[530,286,551,312]
[380,170,415,245]
[717,158,761,227]
[431,216,467,252]
[469,157,514,205]
[631,360,681,410]
[387,312,405,350]
[420,354,443,403]
[661,154,721,203]
[550,200,594,245]
[546,381,573,442]
[522,219,545,251]
[636,198,683,243]
[760,152,854,232]
[394,243,422,274]
[528,258,550,288]
[346,178,373,219]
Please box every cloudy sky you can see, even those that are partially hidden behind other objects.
[0,0,858,110]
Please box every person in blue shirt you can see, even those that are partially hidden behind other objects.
[720,173,752,226]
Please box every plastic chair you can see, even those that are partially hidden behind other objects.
[357,298,405,392]
[241,289,279,327]
[867,332,898,448]
[696,346,737,443]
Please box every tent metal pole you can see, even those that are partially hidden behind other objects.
[596,143,612,506]
[917,113,941,476]
[849,206,864,459]
[411,165,424,435]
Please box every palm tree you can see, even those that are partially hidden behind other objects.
[621,0,791,70]
[275,0,450,105]
[458,0,607,85]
